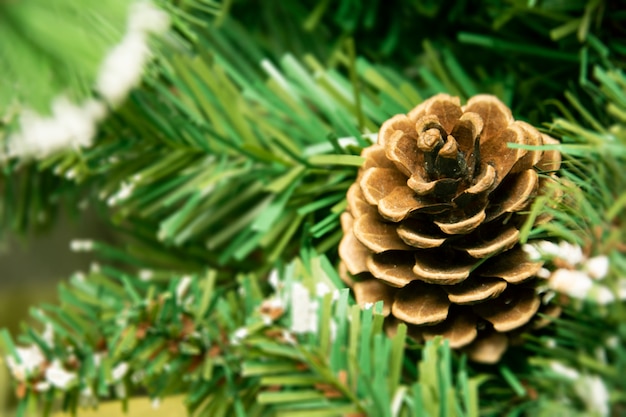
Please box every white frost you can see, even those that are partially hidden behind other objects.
[575,375,610,417]
[549,361,579,379]
[290,282,318,334]
[522,243,541,261]
[584,256,610,280]
[111,362,129,381]
[45,360,77,389]
[268,269,281,290]
[7,98,106,159]
[97,1,169,105]
[281,330,297,345]
[231,327,248,345]
[532,240,584,266]
[315,282,331,297]
[139,269,154,281]
[34,381,51,392]
[42,323,55,347]
[175,275,193,302]
[6,345,45,381]
[556,241,585,266]
[70,239,94,252]
[128,1,171,34]
[549,269,593,299]
[107,182,135,206]
[530,240,622,306]
[97,33,149,106]
[537,267,551,279]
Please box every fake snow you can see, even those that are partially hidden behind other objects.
[6,345,45,381]
[525,241,621,305]
[231,327,249,345]
[290,282,318,334]
[45,360,77,389]
[175,276,193,302]
[112,362,129,381]
[6,1,169,159]
[70,239,94,252]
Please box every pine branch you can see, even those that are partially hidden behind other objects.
[523,61,626,252]
[1,251,483,417]
[39,20,431,271]
[6,0,610,240]
[2,1,626,417]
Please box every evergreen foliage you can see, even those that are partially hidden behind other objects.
[1,0,625,416]
[0,0,128,114]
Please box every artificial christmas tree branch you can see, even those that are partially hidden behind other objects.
[2,251,482,417]
[1,1,626,416]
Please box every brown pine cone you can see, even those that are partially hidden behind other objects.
[339,94,561,363]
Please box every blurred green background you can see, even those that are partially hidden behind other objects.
[0,212,104,415]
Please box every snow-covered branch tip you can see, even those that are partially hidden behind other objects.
[5,1,169,161]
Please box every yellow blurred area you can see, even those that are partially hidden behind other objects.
[50,396,187,417]
[1,364,185,416]
[1,349,185,416]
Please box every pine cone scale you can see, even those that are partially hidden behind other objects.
[465,332,508,364]
[339,213,370,275]
[353,213,412,253]
[464,95,513,140]
[485,169,539,222]
[412,252,474,284]
[367,252,416,287]
[391,282,451,325]
[385,130,422,176]
[347,184,373,218]
[480,124,529,189]
[450,112,483,159]
[456,225,520,258]
[433,208,486,235]
[477,247,544,284]
[359,168,406,206]
[353,280,395,316]
[512,122,544,172]
[378,186,440,222]
[472,288,541,332]
[453,164,496,205]
[422,310,478,348]
[423,95,463,132]
[535,135,561,171]
[361,144,396,170]
[443,277,508,304]
[397,219,447,249]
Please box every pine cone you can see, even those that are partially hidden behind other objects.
[339,94,561,363]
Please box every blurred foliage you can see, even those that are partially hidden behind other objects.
[1,250,483,417]
[0,0,128,114]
